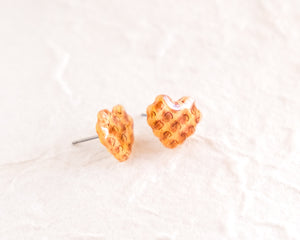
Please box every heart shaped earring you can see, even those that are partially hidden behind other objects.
[73,105,134,162]
[96,105,134,162]
[146,95,201,148]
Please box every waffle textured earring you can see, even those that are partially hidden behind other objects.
[146,95,201,148]
[73,105,134,162]
[96,105,134,162]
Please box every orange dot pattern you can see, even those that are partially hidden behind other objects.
[146,95,201,148]
[96,105,134,162]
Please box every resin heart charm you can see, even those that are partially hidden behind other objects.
[96,105,134,161]
[146,95,201,148]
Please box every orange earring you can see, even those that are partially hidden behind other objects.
[146,95,201,148]
[96,105,134,162]
[73,105,134,162]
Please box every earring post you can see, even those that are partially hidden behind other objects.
[72,135,99,145]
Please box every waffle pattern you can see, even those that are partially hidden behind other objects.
[96,105,134,162]
[146,95,201,148]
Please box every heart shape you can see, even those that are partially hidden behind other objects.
[146,95,201,148]
[96,105,134,161]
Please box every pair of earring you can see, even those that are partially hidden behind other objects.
[73,95,202,162]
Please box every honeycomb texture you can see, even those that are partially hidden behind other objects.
[96,105,134,162]
[146,95,201,148]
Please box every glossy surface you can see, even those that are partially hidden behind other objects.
[96,105,134,161]
[146,95,201,148]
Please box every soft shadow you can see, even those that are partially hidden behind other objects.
[132,133,165,160]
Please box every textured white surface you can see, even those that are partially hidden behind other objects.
[1,0,300,239]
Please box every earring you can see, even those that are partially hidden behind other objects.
[73,105,134,162]
[146,95,201,148]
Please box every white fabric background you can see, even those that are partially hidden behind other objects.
[0,0,300,239]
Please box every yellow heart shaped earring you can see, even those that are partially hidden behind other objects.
[146,95,201,148]
[73,105,134,162]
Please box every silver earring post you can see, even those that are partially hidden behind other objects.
[72,135,99,145]
[72,113,147,145]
